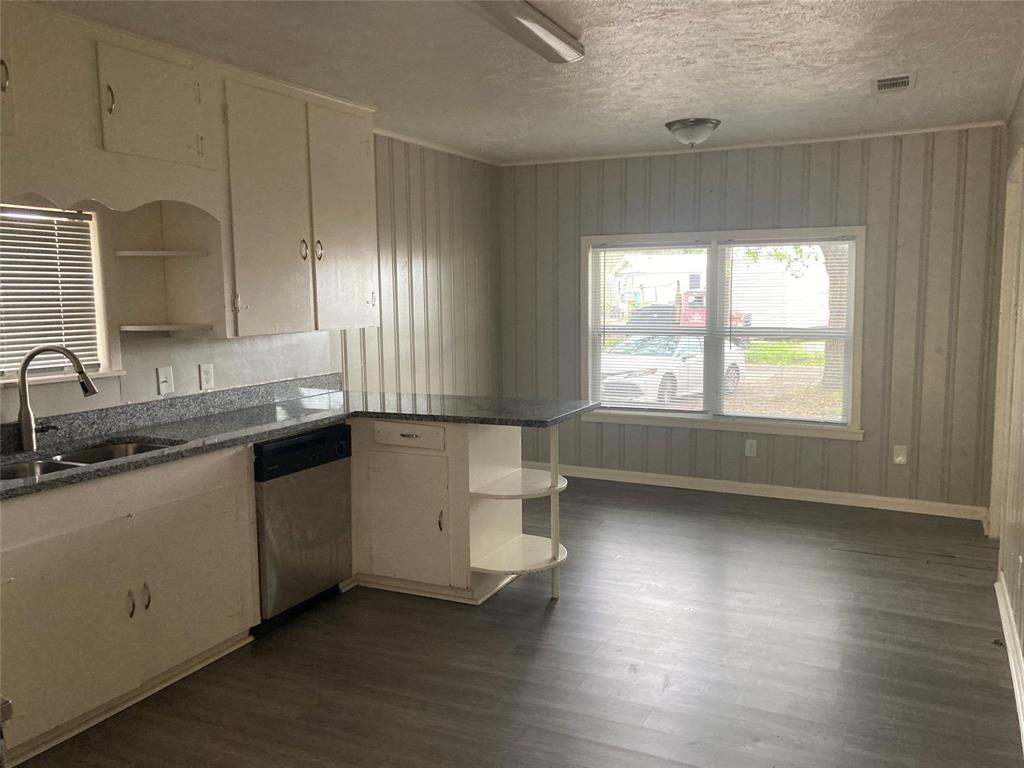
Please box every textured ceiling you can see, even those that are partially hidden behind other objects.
[48,0,1024,164]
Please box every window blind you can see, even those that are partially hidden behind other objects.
[0,205,100,376]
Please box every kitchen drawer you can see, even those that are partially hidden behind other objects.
[373,421,445,451]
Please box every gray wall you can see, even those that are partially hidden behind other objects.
[500,127,1005,508]
[1009,83,1024,164]
[340,135,501,396]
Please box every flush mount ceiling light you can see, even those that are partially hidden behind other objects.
[460,1,584,64]
[665,118,721,147]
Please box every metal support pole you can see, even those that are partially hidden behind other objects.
[550,425,560,599]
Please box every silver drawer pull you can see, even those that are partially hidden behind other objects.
[400,433,419,439]
[106,84,116,114]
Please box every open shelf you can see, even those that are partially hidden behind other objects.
[116,249,207,258]
[120,324,213,334]
[470,468,567,500]
[470,534,567,575]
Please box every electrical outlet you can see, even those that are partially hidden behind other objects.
[199,362,215,391]
[157,366,174,396]
[893,444,908,465]
[744,438,757,458]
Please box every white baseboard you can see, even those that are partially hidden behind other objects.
[525,461,988,521]
[995,573,1024,755]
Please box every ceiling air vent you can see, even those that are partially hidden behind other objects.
[872,74,915,94]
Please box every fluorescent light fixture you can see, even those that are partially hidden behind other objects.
[665,118,721,147]
[460,1,584,64]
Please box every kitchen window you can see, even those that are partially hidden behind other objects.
[0,205,102,377]
[582,227,864,435]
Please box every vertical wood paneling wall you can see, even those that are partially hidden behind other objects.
[500,127,1005,507]
[342,136,501,397]
[996,129,1024,693]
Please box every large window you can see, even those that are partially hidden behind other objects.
[584,228,861,428]
[0,205,101,377]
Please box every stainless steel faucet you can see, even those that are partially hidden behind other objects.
[17,345,98,452]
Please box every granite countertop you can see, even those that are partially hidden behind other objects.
[0,389,598,500]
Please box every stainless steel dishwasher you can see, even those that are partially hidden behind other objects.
[253,424,352,624]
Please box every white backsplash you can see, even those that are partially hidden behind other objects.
[1,330,342,423]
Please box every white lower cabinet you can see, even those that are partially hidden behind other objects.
[132,486,252,681]
[0,447,258,759]
[368,450,451,585]
[1,517,143,748]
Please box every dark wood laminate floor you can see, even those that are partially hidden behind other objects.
[26,479,1021,768]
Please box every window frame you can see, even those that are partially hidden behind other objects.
[580,226,866,441]
[0,204,111,383]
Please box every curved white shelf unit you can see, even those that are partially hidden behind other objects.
[471,534,567,575]
[470,468,567,500]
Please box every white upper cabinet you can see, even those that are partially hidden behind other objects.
[96,43,208,168]
[226,80,380,336]
[308,104,380,329]
[1,19,15,137]
[226,80,315,336]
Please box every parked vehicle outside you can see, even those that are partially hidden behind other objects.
[600,334,745,405]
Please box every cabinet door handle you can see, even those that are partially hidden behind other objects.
[127,589,136,618]
[366,290,376,307]
[300,239,309,261]
[142,582,152,610]
[399,433,419,439]
[438,510,444,532]
[0,59,9,94]
[315,240,324,261]
[106,84,116,115]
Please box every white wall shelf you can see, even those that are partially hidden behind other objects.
[470,534,567,575]
[470,468,567,500]
[115,249,207,258]
[119,324,213,336]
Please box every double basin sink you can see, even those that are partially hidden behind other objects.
[1,441,169,481]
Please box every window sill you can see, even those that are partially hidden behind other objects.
[582,408,864,441]
[0,369,126,388]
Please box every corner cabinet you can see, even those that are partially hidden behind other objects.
[0,447,259,763]
[352,420,567,605]
[226,80,380,336]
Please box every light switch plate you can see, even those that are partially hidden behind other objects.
[744,438,757,458]
[893,444,908,465]
[157,366,174,396]
[199,362,214,391]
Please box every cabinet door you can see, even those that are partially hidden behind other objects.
[1,19,15,136]
[0,516,142,748]
[133,485,252,681]
[96,43,202,166]
[369,451,451,585]
[308,103,380,329]
[226,80,314,336]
